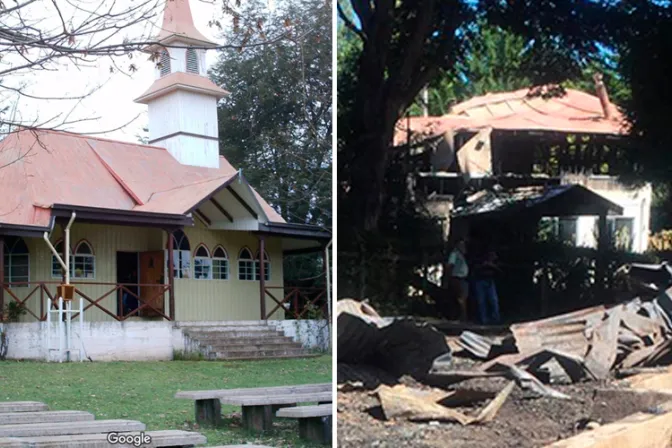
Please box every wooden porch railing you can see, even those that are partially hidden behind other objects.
[263,286,328,320]
[0,281,172,322]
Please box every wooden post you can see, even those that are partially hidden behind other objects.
[259,235,266,320]
[194,399,221,427]
[242,404,273,432]
[0,235,4,319]
[167,230,175,321]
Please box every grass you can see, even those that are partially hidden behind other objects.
[0,356,332,447]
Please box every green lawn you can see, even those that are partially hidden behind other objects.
[0,356,332,447]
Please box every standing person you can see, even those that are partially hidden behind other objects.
[473,248,502,325]
[445,238,469,321]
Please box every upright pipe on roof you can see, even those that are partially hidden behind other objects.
[593,73,612,119]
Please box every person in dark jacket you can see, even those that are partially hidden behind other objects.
[472,248,501,325]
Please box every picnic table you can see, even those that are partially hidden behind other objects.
[175,383,332,431]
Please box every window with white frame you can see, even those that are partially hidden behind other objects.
[169,230,191,279]
[609,217,635,251]
[255,250,271,281]
[238,248,255,281]
[3,237,29,286]
[72,241,95,279]
[212,246,229,280]
[193,245,212,280]
[159,51,171,76]
[51,240,71,279]
[186,48,199,74]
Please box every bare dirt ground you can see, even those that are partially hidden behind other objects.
[337,362,669,448]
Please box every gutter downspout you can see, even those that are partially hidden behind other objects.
[325,239,332,350]
[43,212,75,362]
[44,212,76,284]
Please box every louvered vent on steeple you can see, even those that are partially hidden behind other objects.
[186,48,199,74]
[160,51,171,76]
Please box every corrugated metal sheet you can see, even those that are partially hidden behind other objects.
[394,87,627,145]
[510,305,606,358]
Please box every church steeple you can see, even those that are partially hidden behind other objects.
[134,0,227,169]
[155,0,216,47]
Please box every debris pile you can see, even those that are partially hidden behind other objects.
[374,381,515,425]
[431,286,672,398]
[337,299,452,381]
[338,285,672,428]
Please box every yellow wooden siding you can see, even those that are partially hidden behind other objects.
[174,222,285,321]
[8,221,284,322]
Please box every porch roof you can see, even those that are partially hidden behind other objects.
[0,129,298,234]
[452,184,624,220]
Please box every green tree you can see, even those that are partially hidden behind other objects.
[211,0,331,284]
[338,0,671,232]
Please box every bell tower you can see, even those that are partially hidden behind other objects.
[134,0,227,169]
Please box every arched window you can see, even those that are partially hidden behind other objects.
[193,244,212,280]
[169,230,191,279]
[159,50,171,76]
[186,48,199,74]
[255,250,270,282]
[212,246,229,280]
[51,240,70,279]
[3,237,29,286]
[73,240,95,279]
[238,248,254,281]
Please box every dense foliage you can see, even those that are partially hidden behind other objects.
[212,0,332,284]
[337,0,672,313]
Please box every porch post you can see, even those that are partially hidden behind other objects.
[167,230,175,320]
[0,235,4,319]
[259,235,266,320]
[596,212,608,298]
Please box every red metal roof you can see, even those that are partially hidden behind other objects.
[154,0,216,47]
[134,71,229,103]
[394,87,629,146]
[0,129,285,228]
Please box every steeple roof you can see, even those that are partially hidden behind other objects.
[134,71,228,104]
[153,0,216,48]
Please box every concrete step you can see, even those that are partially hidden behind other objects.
[0,419,145,437]
[213,352,322,361]
[204,336,294,345]
[0,411,94,425]
[0,403,48,414]
[187,330,286,339]
[183,326,273,333]
[206,342,302,352]
[7,429,207,447]
[212,348,315,359]
[177,320,269,328]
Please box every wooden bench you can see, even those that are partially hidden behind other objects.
[276,404,332,445]
[175,383,332,431]
[0,430,206,447]
[0,402,48,414]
